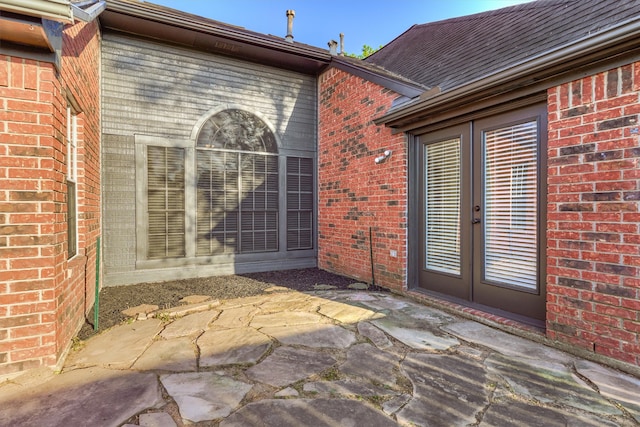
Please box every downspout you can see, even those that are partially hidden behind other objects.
[94,236,100,330]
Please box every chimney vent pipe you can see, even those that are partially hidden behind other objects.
[339,33,344,56]
[285,10,295,42]
[328,39,338,55]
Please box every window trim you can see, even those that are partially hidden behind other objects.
[134,133,317,270]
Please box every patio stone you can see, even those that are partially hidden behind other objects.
[303,379,398,397]
[198,327,271,367]
[444,321,574,363]
[274,387,299,397]
[65,319,163,369]
[398,353,490,427]
[160,372,251,423]
[220,398,397,427]
[357,321,393,349]
[259,322,357,348]
[339,343,401,388]
[575,360,640,421]
[179,295,212,304]
[250,311,323,328]
[485,353,622,416]
[481,398,620,427]
[318,300,382,323]
[372,316,459,350]
[210,305,258,329]
[139,411,178,427]
[0,367,162,427]
[246,347,336,387]
[160,310,219,339]
[133,337,197,372]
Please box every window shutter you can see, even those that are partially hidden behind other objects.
[287,157,314,250]
[147,146,186,258]
[484,121,538,290]
[425,138,461,275]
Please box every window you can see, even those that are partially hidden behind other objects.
[196,109,279,255]
[424,137,461,275]
[66,106,78,259]
[483,120,538,290]
[147,146,186,259]
[139,108,315,262]
[287,157,314,250]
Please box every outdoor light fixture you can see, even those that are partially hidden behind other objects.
[375,150,392,164]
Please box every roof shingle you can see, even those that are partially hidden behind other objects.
[366,0,640,91]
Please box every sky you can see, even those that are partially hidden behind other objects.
[146,0,536,54]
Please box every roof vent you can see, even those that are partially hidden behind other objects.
[339,33,344,56]
[328,39,338,55]
[285,10,295,42]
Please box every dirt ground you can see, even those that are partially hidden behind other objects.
[78,268,375,340]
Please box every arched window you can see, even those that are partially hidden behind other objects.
[195,109,279,255]
[142,107,313,262]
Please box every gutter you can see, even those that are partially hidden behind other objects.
[72,0,106,22]
[330,57,425,99]
[0,0,73,24]
[105,0,331,62]
[375,17,640,128]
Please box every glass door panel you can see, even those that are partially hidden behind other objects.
[425,138,461,275]
[483,121,538,291]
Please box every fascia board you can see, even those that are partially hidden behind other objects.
[0,0,73,24]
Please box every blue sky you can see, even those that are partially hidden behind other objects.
[147,0,535,54]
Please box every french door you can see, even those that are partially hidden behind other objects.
[418,105,546,322]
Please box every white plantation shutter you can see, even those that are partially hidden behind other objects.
[425,138,461,275]
[147,146,186,259]
[484,121,538,290]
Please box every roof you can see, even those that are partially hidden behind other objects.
[367,0,640,92]
[101,0,332,74]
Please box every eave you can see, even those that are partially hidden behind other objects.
[375,17,640,132]
[330,57,425,99]
[101,0,332,75]
[0,0,72,24]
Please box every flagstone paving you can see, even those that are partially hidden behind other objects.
[1,288,640,426]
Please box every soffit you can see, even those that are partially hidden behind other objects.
[0,12,54,50]
[101,0,331,75]
[0,0,73,23]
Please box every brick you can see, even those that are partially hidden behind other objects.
[594,304,636,320]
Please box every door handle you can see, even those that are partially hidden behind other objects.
[472,218,481,224]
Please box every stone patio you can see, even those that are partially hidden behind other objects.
[1,288,639,426]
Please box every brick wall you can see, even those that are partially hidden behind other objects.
[0,20,100,378]
[547,61,640,366]
[318,67,407,290]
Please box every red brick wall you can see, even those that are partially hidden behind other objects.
[318,67,407,290]
[56,20,101,363]
[547,61,640,366]
[0,20,100,377]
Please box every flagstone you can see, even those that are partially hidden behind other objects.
[160,372,251,423]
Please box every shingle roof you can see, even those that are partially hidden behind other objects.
[366,0,640,91]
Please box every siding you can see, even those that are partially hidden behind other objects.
[101,33,317,149]
[101,32,318,285]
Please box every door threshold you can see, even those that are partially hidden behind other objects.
[409,288,546,334]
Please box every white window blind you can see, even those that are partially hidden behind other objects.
[425,138,461,275]
[484,121,538,290]
[147,146,186,259]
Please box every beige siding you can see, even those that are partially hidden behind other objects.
[101,32,318,285]
[101,33,317,149]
